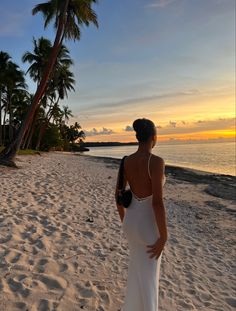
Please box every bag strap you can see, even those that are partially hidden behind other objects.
[118,156,127,191]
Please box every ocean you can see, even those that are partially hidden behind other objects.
[85,141,235,176]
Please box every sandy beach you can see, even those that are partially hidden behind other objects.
[0,151,235,311]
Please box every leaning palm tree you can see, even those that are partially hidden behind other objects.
[0,0,98,166]
[22,38,74,149]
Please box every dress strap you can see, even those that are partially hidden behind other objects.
[148,153,152,179]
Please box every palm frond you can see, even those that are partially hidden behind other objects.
[32,2,54,29]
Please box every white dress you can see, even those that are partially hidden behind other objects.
[121,153,166,311]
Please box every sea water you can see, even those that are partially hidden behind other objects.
[86,141,235,176]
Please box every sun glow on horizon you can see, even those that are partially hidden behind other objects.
[82,114,235,143]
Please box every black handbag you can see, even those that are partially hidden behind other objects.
[116,156,132,208]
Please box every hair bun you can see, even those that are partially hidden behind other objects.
[132,118,156,142]
[133,118,146,132]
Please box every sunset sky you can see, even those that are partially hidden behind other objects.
[1,0,235,143]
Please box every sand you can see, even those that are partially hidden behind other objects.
[0,151,235,311]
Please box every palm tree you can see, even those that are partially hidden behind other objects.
[22,37,73,85]
[35,65,75,150]
[22,37,52,85]
[62,121,85,145]
[22,38,74,149]
[4,62,27,141]
[0,54,27,146]
[11,90,33,149]
[0,0,98,166]
[23,40,76,150]
[61,105,73,124]
[53,63,75,100]
[11,90,32,134]
[0,52,12,146]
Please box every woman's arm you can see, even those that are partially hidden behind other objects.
[114,161,127,223]
[147,157,168,259]
[151,157,168,241]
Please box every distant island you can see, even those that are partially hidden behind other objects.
[82,141,138,147]
[70,141,138,152]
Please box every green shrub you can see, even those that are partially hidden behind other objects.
[40,124,63,151]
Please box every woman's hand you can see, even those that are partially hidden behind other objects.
[146,236,167,260]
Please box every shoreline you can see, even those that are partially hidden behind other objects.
[2,150,234,178]
[3,151,234,202]
[75,153,236,202]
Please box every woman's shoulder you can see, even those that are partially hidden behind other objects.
[150,155,166,182]
[151,154,165,166]
[124,153,165,169]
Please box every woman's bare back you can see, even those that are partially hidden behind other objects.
[124,152,164,199]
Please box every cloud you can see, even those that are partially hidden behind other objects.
[124,124,162,132]
[193,117,235,128]
[84,127,115,137]
[78,117,235,141]
[79,88,201,113]
[157,117,235,135]
[124,125,134,132]
[146,0,177,9]
[169,120,177,128]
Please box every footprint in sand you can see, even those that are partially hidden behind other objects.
[11,253,22,264]
[76,281,97,298]
[15,301,28,310]
[38,299,49,311]
[32,239,45,250]
[36,258,48,273]
[5,250,22,264]
[81,230,95,239]
[37,274,66,290]
[178,298,195,310]
[7,278,31,298]
[98,290,110,304]
[0,234,12,244]
[225,297,236,308]
[59,263,68,273]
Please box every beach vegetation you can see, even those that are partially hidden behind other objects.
[0,0,98,167]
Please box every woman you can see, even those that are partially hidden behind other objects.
[115,118,168,311]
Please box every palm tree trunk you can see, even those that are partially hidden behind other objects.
[21,118,34,150]
[3,106,7,146]
[0,0,70,167]
[21,105,39,149]
[0,91,2,146]
[8,96,13,142]
[35,99,58,150]
[36,121,47,151]
[21,124,31,150]
[25,112,38,149]
[25,125,34,150]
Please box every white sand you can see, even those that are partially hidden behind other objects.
[0,152,235,311]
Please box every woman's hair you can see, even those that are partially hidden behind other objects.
[132,118,156,142]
